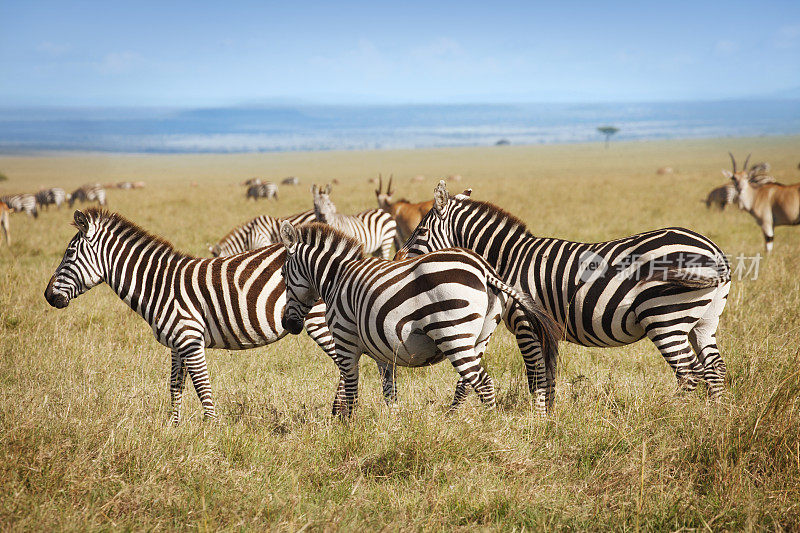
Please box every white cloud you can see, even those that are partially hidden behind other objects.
[36,41,71,56]
[774,25,800,49]
[96,52,144,74]
[714,40,738,55]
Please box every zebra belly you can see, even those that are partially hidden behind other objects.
[367,331,445,367]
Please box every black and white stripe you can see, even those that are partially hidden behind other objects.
[1,194,38,218]
[246,182,278,200]
[210,210,317,257]
[69,184,107,207]
[44,208,342,425]
[312,184,396,260]
[397,181,731,407]
[36,188,67,210]
[279,222,560,416]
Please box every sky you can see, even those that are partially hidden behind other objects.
[1,0,799,107]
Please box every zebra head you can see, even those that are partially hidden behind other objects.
[44,210,104,309]
[278,221,318,335]
[311,183,335,223]
[395,180,472,260]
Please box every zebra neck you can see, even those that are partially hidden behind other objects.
[99,233,185,317]
[454,221,529,279]
[307,254,348,305]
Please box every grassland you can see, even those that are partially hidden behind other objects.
[1,136,799,530]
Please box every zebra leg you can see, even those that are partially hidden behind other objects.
[640,319,701,394]
[178,339,217,421]
[169,350,188,425]
[687,285,730,400]
[332,350,361,418]
[504,305,549,416]
[438,337,495,409]
[376,360,398,404]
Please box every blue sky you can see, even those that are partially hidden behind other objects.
[1,0,799,106]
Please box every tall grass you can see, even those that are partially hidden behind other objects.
[1,136,799,529]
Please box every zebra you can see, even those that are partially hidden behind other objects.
[69,184,107,207]
[312,183,396,260]
[1,194,38,218]
[35,187,67,210]
[44,208,354,425]
[281,176,300,186]
[278,221,561,416]
[246,182,278,201]
[396,181,731,406]
[209,210,317,257]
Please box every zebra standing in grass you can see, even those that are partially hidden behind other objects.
[1,194,38,218]
[246,182,278,201]
[44,208,351,424]
[209,209,400,404]
[397,181,731,406]
[69,184,107,207]
[36,187,67,210]
[312,184,396,260]
[209,210,317,257]
[279,222,560,416]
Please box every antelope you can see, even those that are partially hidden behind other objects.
[0,201,10,246]
[725,153,800,252]
[374,174,434,247]
[706,159,776,210]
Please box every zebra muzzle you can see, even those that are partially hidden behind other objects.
[281,315,304,335]
[44,280,69,309]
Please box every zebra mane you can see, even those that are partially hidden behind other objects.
[296,222,365,260]
[79,208,192,259]
[463,199,530,234]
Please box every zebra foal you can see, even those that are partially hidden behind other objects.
[279,221,560,416]
[44,208,341,424]
[397,181,732,403]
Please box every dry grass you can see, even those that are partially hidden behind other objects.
[1,136,799,530]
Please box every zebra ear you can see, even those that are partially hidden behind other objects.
[454,188,472,200]
[73,210,91,235]
[433,180,449,217]
[311,184,318,196]
[324,184,332,195]
[279,220,299,253]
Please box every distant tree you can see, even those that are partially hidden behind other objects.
[597,126,619,149]
[495,139,510,146]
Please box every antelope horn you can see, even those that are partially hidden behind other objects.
[743,153,751,172]
[376,173,382,195]
[387,174,394,195]
[728,152,737,173]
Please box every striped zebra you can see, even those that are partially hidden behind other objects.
[44,208,354,425]
[246,182,278,200]
[397,181,731,406]
[69,184,107,207]
[209,210,317,257]
[36,187,67,210]
[1,194,38,218]
[278,222,560,416]
[312,184,396,260]
[0,201,10,246]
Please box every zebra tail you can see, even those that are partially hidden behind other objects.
[485,270,562,389]
[647,263,731,289]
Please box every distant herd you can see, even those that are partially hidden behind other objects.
[3,152,798,424]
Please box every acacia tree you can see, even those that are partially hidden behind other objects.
[597,126,619,149]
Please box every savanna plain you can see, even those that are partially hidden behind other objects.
[1,136,799,530]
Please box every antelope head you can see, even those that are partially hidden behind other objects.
[723,152,754,209]
[375,174,394,210]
